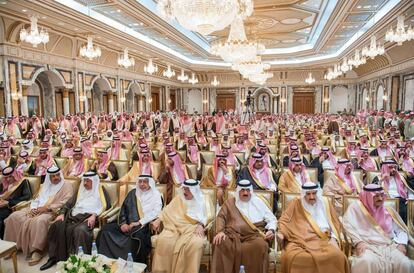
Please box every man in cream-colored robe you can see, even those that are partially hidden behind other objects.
[151,179,214,273]
[343,183,413,273]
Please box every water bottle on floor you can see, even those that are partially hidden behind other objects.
[127,252,133,273]
[77,246,84,256]
[91,242,98,256]
[240,265,245,273]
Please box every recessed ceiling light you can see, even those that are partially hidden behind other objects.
[41,16,47,19]
[117,9,121,12]
[74,28,79,31]
[357,5,362,9]
[22,9,27,12]
[107,40,112,43]
[363,5,371,9]
[97,36,101,39]
[58,22,65,26]
[139,22,144,26]
[0,1,7,4]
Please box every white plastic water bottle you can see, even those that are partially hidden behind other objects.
[91,242,98,256]
[239,265,246,273]
[77,246,84,256]
[127,252,133,273]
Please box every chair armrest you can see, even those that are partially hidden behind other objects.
[204,220,215,243]
[103,207,121,224]
[12,201,30,212]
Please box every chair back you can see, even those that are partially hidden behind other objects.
[112,160,130,179]
[407,200,414,235]
[202,164,212,179]
[281,192,300,212]
[234,152,246,164]
[177,150,187,162]
[342,195,400,215]
[24,175,41,197]
[152,149,160,161]
[201,151,215,165]
[49,146,61,156]
[186,163,198,179]
[100,181,120,207]
[125,182,168,204]
[54,157,68,169]
[267,144,277,154]
[66,177,81,194]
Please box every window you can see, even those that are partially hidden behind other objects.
[27,96,40,116]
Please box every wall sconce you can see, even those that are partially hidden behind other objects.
[202,100,208,104]
[382,95,388,101]
[323,98,330,103]
[280,98,287,103]
[168,99,171,104]
[148,98,153,103]
[365,97,370,102]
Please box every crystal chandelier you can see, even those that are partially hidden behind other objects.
[385,15,414,46]
[144,59,158,75]
[211,75,220,86]
[232,56,270,77]
[157,0,253,35]
[340,57,350,73]
[324,68,334,81]
[361,35,385,59]
[248,72,273,85]
[19,15,49,48]
[80,36,101,60]
[211,16,265,64]
[348,50,366,68]
[163,64,176,78]
[177,69,188,82]
[117,48,135,68]
[305,72,315,84]
[189,73,199,85]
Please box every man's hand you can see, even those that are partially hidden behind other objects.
[120,224,131,233]
[151,218,161,233]
[276,233,284,244]
[129,221,141,230]
[213,232,226,245]
[194,224,204,237]
[87,214,96,229]
[356,242,367,257]
[35,206,49,215]
[397,244,407,255]
[219,162,227,172]
[265,230,275,241]
[0,200,9,208]
[55,214,65,222]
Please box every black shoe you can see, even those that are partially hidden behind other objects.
[40,258,56,271]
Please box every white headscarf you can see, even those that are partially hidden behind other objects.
[72,172,104,216]
[30,166,65,209]
[180,179,207,225]
[235,179,276,230]
[136,175,163,225]
[300,182,331,233]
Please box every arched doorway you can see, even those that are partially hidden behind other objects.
[92,78,111,113]
[128,83,141,113]
[28,70,65,118]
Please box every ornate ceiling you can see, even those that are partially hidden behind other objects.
[0,0,413,72]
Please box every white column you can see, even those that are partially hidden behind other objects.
[165,86,170,111]
[20,85,29,116]
[108,92,114,113]
[63,89,70,115]
[145,83,151,111]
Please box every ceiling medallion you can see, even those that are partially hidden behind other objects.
[144,59,158,75]
[385,15,414,46]
[79,36,101,60]
[163,64,176,78]
[19,15,49,48]
[157,0,253,35]
[117,48,135,68]
[211,16,265,64]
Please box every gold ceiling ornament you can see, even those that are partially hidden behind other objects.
[157,0,253,36]
[385,15,414,46]
[211,16,265,64]
[20,15,49,48]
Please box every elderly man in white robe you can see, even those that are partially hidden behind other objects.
[343,183,413,273]
[212,179,276,273]
[40,171,110,270]
[4,166,73,265]
[151,179,214,273]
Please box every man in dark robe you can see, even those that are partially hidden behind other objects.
[0,167,31,238]
[40,172,110,270]
[97,175,162,263]
[212,179,276,273]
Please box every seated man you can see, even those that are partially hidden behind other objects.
[355,147,378,178]
[4,166,73,265]
[310,147,337,187]
[62,147,88,178]
[212,179,276,273]
[151,179,213,273]
[343,184,413,273]
[201,154,236,205]
[28,148,56,181]
[372,160,414,223]
[40,172,110,270]
[97,175,162,263]
[89,150,118,181]
[282,145,310,167]
[278,182,348,273]
[323,159,363,215]
[238,153,278,210]
[159,152,190,202]
[369,139,394,162]
[279,157,312,193]
[0,167,31,239]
